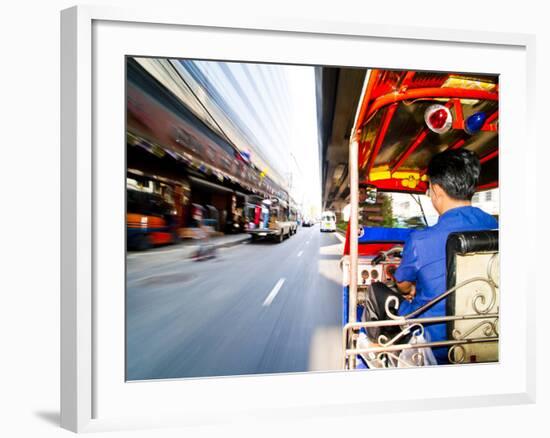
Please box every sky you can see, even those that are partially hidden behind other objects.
[285,66,322,214]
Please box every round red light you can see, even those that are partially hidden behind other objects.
[424,104,453,134]
[429,109,448,129]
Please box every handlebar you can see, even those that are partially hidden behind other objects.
[371,246,404,265]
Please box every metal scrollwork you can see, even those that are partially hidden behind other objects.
[487,253,499,289]
[402,276,497,320]
[492,319,499,337]
[448,345,466,364]
[344,257,500,369]
[372,323,428,367]
[384,295,404,321]
[377,323,424,348]
[448,319,499,364]
[472,284,497,314]
[471,256,499,314]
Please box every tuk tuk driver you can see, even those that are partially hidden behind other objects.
[392,148,498,364]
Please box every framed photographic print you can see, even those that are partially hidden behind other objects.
[61,4,536,433]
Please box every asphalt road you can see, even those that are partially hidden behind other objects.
[126,225,344,380]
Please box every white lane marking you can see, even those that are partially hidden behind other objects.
[334,232,346,244]
[306,240,310,245]
[297,250,303,257]
[262,278,285,307]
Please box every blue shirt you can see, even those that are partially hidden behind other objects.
[393,206,498,363]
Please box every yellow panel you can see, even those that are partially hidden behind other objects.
[368,167,428,184]
[443,76,497,91]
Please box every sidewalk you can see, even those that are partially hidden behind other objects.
[127,233,251,259]
[208,233,251,249]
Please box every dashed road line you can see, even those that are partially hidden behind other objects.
[262,278,285,307]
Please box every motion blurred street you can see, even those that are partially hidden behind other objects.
[126,226,343,380]
[124,56,356,380]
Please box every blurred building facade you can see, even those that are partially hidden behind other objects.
[126,57,299,241]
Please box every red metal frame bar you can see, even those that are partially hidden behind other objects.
[358,140,368,169]
[364,103,399,178]
[354,69,380,140]
[390,131,428,173]
[452,98,464,129]
[399,71,416,91]
[479,149,499,164]
[364,88,498,122]
[482,110,499,128]
[450,139,466,150]
[476,181,498,191]
[480,110,499,132]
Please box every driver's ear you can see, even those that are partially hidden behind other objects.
[431,183,445,199]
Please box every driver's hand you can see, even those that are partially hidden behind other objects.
[402,285,416,302]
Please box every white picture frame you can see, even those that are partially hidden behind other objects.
[61,5,537,433]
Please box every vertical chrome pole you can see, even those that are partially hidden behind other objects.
[348,137,359,368]
[345,70,370,369]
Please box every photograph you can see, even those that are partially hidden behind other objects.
[2,0,545,435]
[125,57,499,379]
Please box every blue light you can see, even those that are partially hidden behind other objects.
[465,112,487,135]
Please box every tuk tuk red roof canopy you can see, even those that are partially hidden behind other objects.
[355,70,499,194]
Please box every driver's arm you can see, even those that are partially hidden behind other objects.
[393,235,419,301]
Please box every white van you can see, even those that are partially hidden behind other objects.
[320,211,336,232]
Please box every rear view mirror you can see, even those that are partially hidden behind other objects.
[360,184,378,204]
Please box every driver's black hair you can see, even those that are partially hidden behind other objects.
[427,149,481,201]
